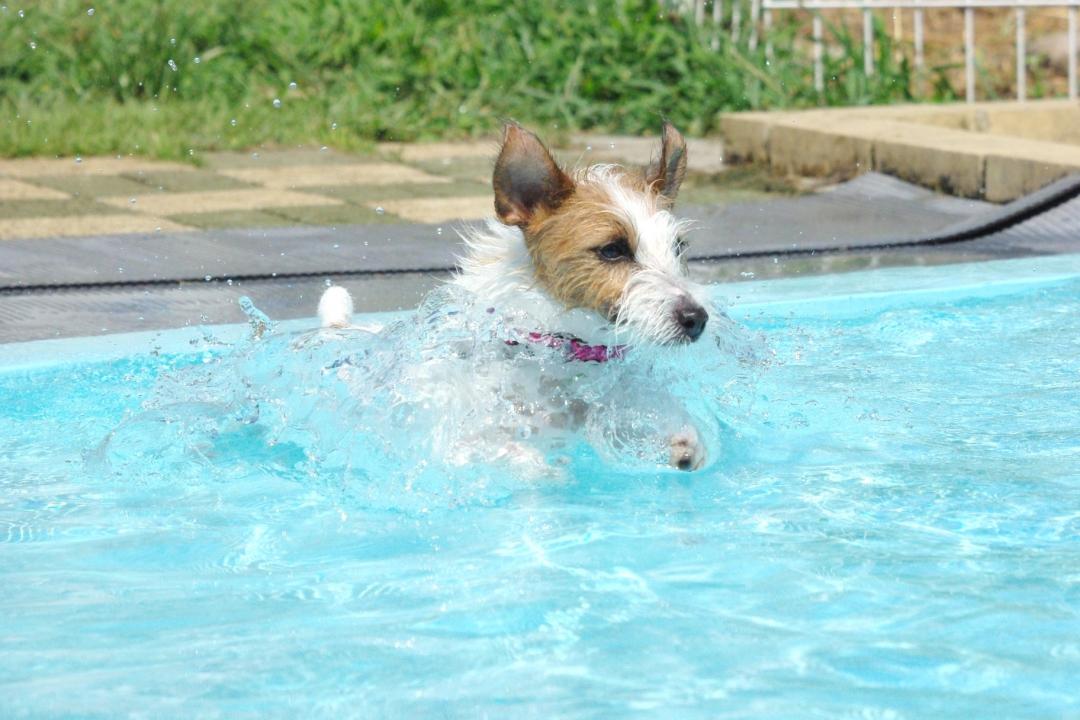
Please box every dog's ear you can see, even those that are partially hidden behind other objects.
[646,121,688,204]
[493,123,574,227]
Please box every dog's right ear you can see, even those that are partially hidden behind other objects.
[493,123,574,227]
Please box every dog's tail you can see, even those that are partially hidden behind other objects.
[318,285,354,328]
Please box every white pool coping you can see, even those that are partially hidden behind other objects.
[3,253,1079,373]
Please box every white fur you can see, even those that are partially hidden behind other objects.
[318,285,354,329]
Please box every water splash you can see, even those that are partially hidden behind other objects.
[238,295,274,340]
[95,285,765,508]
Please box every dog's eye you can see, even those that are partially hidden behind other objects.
[596,237,632,262]
[674,236,689,256]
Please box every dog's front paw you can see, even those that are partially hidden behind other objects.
[669,427,705,471]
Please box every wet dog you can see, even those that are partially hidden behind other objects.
[317,122,712,471]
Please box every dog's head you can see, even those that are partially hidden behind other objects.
[493,122,708,345]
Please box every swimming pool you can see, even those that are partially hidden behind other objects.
[3,255,1079,718]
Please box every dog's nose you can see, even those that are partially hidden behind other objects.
[674,302,708,341]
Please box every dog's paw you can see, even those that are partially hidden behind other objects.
[669,427,705,471]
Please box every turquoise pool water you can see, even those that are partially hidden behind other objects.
[2,255,1079,718]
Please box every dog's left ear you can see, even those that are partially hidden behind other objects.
[493,123,574,227]
[646,121,688,204]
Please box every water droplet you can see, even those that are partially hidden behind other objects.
[609,143,616,149]
[193,56,200,64]
[87,7,94,15]
[272,98,282,108]
[28,41,36,50]
[74,155,82,164]
[330,122,338,130]
[129,197,136,204]
[188,148,194,156]
[375,206,385,215]
[204,274,212,282]
[18,9,24,17]
[167,58,177,72]
[324,278,332,287]
[226,278,233,286]
[230,118,237,127]
[169,37,176,45]
[251,152,259,159]
[332,243,340,249]
[436,227,443,236]
[319,145,328,152]
[288,81,297,90]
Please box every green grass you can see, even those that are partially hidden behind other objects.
[0,0,935,160]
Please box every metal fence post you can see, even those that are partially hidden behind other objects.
[750,0,761,50]
[1069,4,1078,99]
[712,0,723,51]
[1016,7,1026,100]
[731,0,1079,103]
[964,5,976,102]
[863,9,875,75]
[914,7,925,96]
[813,12,825,93]
[764,8,774,62]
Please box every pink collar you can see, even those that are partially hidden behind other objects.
[505,331,628,363]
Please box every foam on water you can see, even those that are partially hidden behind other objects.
[2,268,1079,718]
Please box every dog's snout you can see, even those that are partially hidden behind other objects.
[674,302,708,341]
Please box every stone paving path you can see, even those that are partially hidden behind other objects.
[0,136,727,241]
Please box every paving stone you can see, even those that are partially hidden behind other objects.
[570,134,725,173]
[307,180,491,203]
[767,117,875,178]
[218,163,446,189]
[719,112,773,164]
[124,170,257,193]
[28,174,159,199]
[984,148,1080,203]
[0,215,190,240]
[200,148,371,169]
[367,196,492,223]
[0,156,192,177]
[100,188,343,215]
[269,204,401,226]
[720,100,1080,201]
[379,140,496,162]
[0,198,117,219]
[0,179,70,201]
[167,209,297,230]
[410,157,493,184]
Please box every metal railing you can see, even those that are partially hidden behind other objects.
[689,0,1080,101]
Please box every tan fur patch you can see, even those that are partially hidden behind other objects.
[520,169,658,318]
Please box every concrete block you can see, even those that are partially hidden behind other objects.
[767,121,874,177]
[719,113,774,164]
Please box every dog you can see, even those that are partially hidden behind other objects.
[316,121,712,471]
